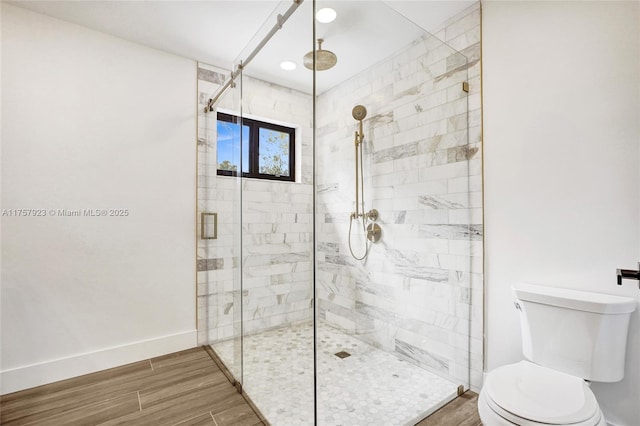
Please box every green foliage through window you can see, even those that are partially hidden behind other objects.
[259,128,290,177]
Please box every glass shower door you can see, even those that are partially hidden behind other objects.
[313,1,476,424]
[196,60,243,383]
[235,1,316,424]
[198,1,483,424]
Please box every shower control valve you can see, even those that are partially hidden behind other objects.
[366,209,379,221]
[366,223,382,243]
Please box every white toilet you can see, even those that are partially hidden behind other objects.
[478,282,637,425]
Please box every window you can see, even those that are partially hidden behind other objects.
[216,112,295,181]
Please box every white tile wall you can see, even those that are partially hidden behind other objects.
[196,1,483,392]
[315,3,483,390]
[196,63,314,345]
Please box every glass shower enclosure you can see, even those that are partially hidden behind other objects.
[197,1,478,424]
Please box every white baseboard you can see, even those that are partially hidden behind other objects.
[1,330,198,394]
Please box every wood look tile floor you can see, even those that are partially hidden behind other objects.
[415,391,482,426]
[0,347,263,426]
[1,346,481,426]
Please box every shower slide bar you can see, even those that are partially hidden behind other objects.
[205,0,304,112]
[348,105,381,260]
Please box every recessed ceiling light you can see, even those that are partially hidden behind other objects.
[280,61,297,71]
[316,8,337,24]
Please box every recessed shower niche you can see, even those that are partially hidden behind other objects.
[196,1,483,424]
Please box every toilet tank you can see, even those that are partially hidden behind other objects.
[513,282,637,382]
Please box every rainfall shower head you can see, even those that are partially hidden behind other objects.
[303,39,337,71]
[352,105,367,121]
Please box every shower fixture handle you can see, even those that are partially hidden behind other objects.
[366,223,382,243]
[349,209,378,221]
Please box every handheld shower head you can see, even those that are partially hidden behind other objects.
[352,105,367,146]
[352,105,367,121]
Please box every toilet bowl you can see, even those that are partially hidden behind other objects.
[477,283,636,426]
[478,361,606,426]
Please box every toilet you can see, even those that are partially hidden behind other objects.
[478,283,636,425]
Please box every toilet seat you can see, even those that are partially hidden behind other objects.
[482,361,603,426]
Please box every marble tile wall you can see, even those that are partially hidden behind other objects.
[315,3,483,390]
[196,2,483,390]
[197,63,314,344]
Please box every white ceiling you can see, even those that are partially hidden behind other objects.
[6,0,475,93]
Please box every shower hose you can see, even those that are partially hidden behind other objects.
[348,131,371,261]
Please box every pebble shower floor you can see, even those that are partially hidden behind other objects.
[213,321,459,426]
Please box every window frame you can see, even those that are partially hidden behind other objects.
[216,112,296,182]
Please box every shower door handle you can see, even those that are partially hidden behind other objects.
[201,212,218,240]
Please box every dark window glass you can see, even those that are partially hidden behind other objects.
[216,119,249,173]
[259,128,290,177]
[216,113,295,181]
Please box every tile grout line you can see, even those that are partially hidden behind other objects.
[169,412,213,426]
[210,411,218,425]
[137,390,142,412]
[20,392,141,426]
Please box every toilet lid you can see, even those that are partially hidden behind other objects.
[485,361,599,425]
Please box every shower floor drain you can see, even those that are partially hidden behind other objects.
[334,351,351,359]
